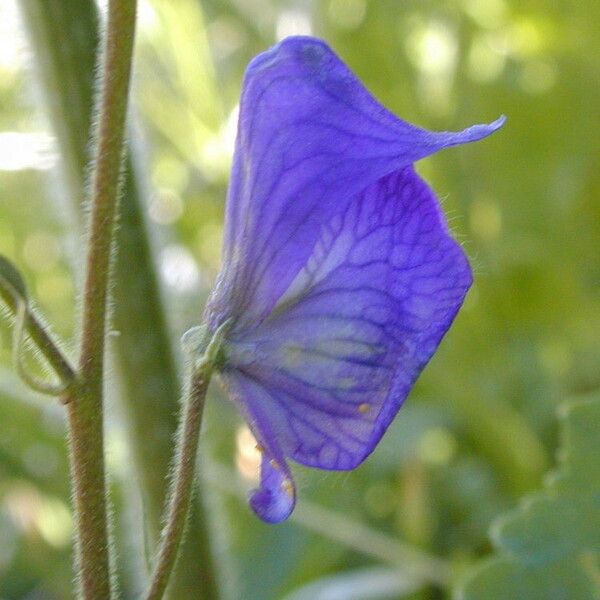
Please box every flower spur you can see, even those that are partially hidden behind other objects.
[203,36,504,523]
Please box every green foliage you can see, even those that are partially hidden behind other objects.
[459,394,600,600]
[0,0,598,598]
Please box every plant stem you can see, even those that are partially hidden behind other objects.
[19,1,220,595]
[144,365,212,600]
[78,0,137,377]
[66,385,113,600]
[67,1,137,598]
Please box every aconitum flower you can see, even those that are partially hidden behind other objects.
[204,36,504,523]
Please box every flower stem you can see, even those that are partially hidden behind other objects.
[144,364,212,600]
[67,1,137,598]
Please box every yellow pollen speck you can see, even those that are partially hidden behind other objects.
[255,443,265,454]
[281,479,294,497]
[270,459,280,470]
[358,403,370,414]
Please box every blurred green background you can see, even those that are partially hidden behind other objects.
[0,0,598,599]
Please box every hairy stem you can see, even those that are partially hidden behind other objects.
[66,384,113,600]
[144,365,212,600]
[19,1,220,595]
[67,1,137,598]
[78,0,137,375]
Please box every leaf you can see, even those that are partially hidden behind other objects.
[0,370,69,498]
[458,393,600,600]
[281,566,421,600]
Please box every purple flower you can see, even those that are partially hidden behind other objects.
[204,36,504,523]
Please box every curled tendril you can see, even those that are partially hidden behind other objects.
[1,254,75,399]
[12,299,73,397]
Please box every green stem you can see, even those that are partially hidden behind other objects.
[68,1,137,598]
[66,385,114,600]
[19,1,220,595]
[144,365,212,600]
[78,0,137,376]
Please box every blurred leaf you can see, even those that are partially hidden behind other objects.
[0,369,68,499]
[17,0,98,230]
[281,566,422,600]
[459,393,600,600]
[137,0,225,175]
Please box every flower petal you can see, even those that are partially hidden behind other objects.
[250,454,296,524]
[208,36,502,330]
[220,370,296,523]
[226,166,471,470]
